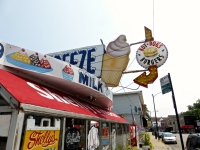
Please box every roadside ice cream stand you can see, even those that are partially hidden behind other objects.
[0,40,129,150]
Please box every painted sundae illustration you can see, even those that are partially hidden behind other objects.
[10,48,31,64]
[101,35,130,87]
[62,64,74,81]
[6,48,53,73]
[29,52,41,67]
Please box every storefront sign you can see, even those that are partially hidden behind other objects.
[133,65,158,88]
[47,45,104,77]
[136,41,168,69]
[78,69,111,96]
[0,40,113,101]
[27,82,120,119]
[101,35,130,87]
[22,130,60,150]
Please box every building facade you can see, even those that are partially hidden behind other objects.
[112,91,145,126]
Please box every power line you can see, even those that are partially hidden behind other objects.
[52,40,144,67]
[153,0,155,37]
[120,82,133,104]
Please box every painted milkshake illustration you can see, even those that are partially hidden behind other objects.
[6,48,53,73]
[62,64,74,81]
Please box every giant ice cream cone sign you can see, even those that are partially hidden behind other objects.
[101,35,130,87]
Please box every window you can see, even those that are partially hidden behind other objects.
[88,120,99,150]
[101,122,109,150]
[65,118,85,150]
[0,113,11,150]
[111,123,116,150]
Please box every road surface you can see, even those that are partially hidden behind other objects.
[164,133,189,150]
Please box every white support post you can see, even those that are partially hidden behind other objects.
[6,109,25,150]
[61,117,66,150]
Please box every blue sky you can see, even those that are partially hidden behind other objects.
[0,0,200,117]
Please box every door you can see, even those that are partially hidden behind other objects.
[0,113,11,150]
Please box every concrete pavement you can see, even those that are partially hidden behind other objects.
[149,133,172,150]
[139,133,172,150]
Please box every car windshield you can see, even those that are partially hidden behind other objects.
[164,134,174,137]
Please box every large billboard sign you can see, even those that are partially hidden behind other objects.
[47,45,104,77]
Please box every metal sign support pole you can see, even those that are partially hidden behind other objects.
[168,73,184,150]
[152,94,159,139]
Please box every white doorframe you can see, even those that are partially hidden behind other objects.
[6,109,25,150]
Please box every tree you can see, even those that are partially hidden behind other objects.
[180,99,200,118]
[143,104,151,120]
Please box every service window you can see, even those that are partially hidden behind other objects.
[65,118,85,150]
[101,122,110,150]
[116,124,123,148]
[111,123,116,150]
[87,120,100,150]
[121,124,128,147]
[0,113,11,150]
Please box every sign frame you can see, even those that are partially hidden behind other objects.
[160,75,171,94]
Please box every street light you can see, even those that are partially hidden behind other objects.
[149,110,158,127]
[152,92,162,139]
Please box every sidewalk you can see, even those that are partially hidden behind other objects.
[149,133,172,150]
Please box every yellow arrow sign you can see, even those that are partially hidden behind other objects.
[133,65,158,88]
[145,26,154,42]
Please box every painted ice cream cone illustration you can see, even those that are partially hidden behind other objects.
[101,35,130,87]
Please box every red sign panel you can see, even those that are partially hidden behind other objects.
[0,69,128,123]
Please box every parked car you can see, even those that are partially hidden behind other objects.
[158,131,163,138]
[186,133,200,150]
[170,130,177,134]
[162,132,177,144]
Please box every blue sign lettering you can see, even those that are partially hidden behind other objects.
[79,49,86,69]
[50,48,97,75]
[63,53,69,62]
[70,51,78,65]
[79,71,89,85]
[78,69,104,94]
[0,43,4,58]
[87,48,96,74]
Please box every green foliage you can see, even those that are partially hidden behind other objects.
[142,132,154,149]
[143,104,151,120]
[116,145,139,150]
[180,99,200,118]
[116,134,139,150]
